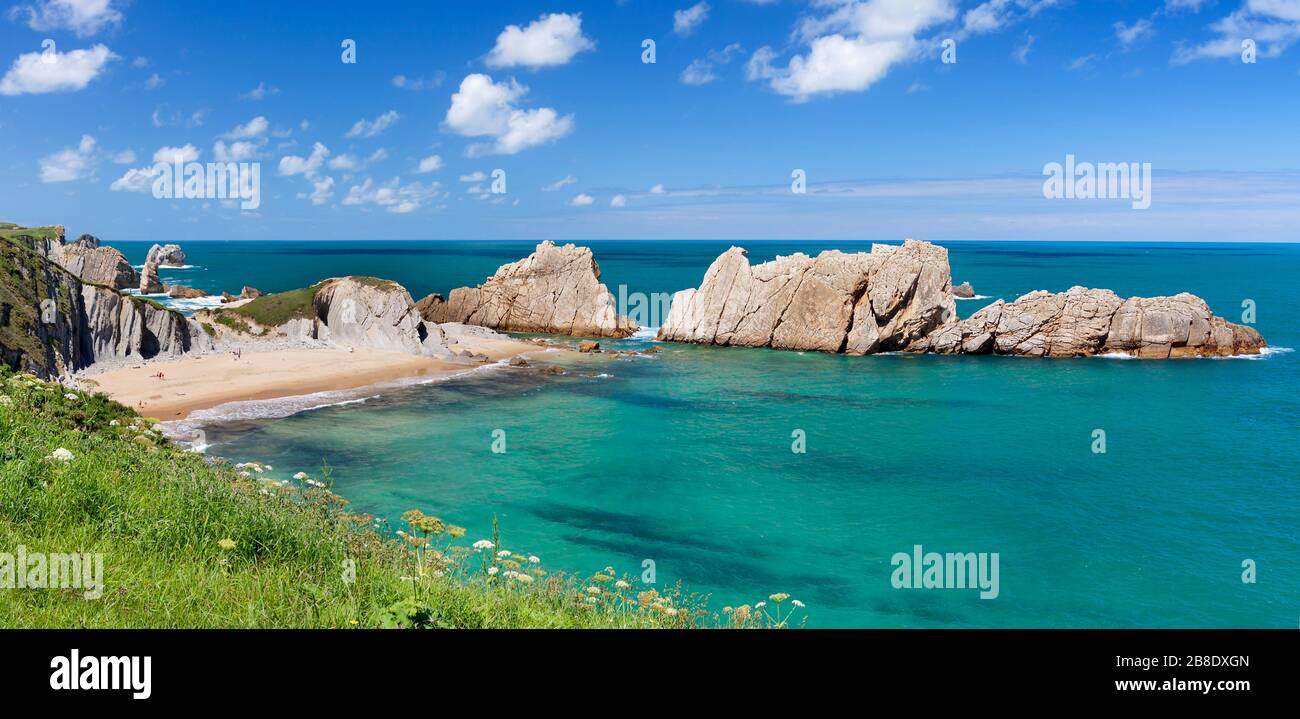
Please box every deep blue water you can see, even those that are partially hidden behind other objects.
[115,240,1300,627]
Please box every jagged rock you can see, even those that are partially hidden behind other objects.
[12,229,138,289]
[310,277,451,357]
[165,285,208,299]
[221,292,238,303]
[542,364,565,375]
[419,241,637,338]
[578,341,599,353]
[139,261,164,294]
[658,239,956,354]
[239,286,261,300]
[929,287,1265,358]
[0,235,210,377]
[642,346,660,354]
[145,243,186,267]
[953,282,975,299]
[509,357,528,367]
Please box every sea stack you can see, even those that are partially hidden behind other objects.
[927,287,1265,357]
[657,239,956,354]
[419,240,637,338]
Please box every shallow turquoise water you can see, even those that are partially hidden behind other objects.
[118,240,1300,628]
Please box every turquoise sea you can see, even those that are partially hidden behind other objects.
[114,240,1299,628]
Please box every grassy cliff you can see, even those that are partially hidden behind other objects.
[0,232,72,375]
[0,368,800,629]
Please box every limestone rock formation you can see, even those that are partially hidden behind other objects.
[11,228,138,289]
[419,241,636,338]
[311,277,451,356]
[928,287,1265,358]
[239,286,262,299]
[0,235,209,378]
[953,282,975,299]
[139,260,164,294]
[166,285,208,299]
[145,243,186,267]
[657,240,956,354]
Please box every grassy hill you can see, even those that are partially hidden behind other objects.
[0,368,768,628]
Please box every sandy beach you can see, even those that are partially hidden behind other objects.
[82,335,545,420]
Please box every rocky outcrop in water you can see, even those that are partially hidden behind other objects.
[953,282,975,299]
[145,243,186,268]
[139,260,164,294]
[166,285,208,299]
[657,240,956,354]
[419,241,637,338]
[928,287,1265,357]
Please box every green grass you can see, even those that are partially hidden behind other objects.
[0,235,63,374]
[0,222,62,243]
[224,283,322,327]
[0,368,801,629]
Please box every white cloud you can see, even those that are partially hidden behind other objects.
[486,13,594,68]
[0,44,116,95]
[109,166,155,192]
[416,155,443,173]
[110,149,135,164]
[569,193,594,206]
[342,177,441,213]
[1174,1,1300,63]
[39,134,97,183]
[444,74,574,156]
[301,176,334,206]
[961,0,1059,36]
[542,174,577,191]
[327,148,387,171]
[1012,33,1035,63]
[153,143,199,164]
[1066,53,1097,70]
[674,2,711,36]
[239,81,280,101]
[13,0,122,38]
[345,110,400,138]
[610,194,627,208]
[278,142,330,179]
[649,183,666,194]
[1115,18,1155,46]
[746,0,957,101]
[392,72,444,90]
[459,171,487,182]
[213,140,262,162]
[222,116,269,139]
[143,72,164,90]
[1166,0,1209,11]
[681,43,743,86]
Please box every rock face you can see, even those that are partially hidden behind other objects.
[166,285,208,299]
[928,287,1265,358]
[658,240,956,354]
[0,235,209,378]
[13,229,138,289]
[953,282,975,299]
[420,241,637,338]
[310,277,451,356]
[145,243,186,267]
[139,261,164,294]
[239,286,261,299]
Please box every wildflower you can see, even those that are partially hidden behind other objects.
[108,418,118,426]
[217,538,236,551]
[722,607,734,614]
[307,479,324,488]
[792,599,805,608]
[769,593,790,603]
[488,567,499,576]
[514,573,534,584]
[293,472,308,480]
[615,580,630,590]
[0,396,12,406]
[755,601,766,608]
[585,586,602,596]
[64,393,78,401]
[592,574,612,584]
[45,448,74,462]
[447,525,466,538]
[349,619,358,626]
[527,555,540,564]
[473,539,494,550]
[496,550,511,559]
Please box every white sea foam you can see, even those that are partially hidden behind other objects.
[629,327,659,341]
[1097,352,1137,360]
[956,294,993,301]
[1215,346,1294,360]
[132,264,199,270]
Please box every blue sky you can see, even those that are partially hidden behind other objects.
[1,0,1298,241]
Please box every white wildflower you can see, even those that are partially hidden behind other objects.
[496,550,511,559]
[488,567,499,576]
[64,393,78,401]
[472,539,494,550]
[527,555,540,564]
[293,472,308,480]
[792,600,805,608]
[45,447,74,462]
